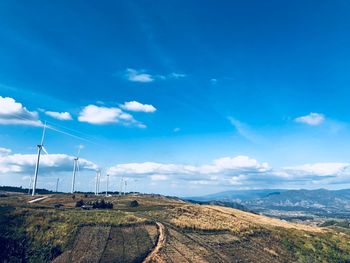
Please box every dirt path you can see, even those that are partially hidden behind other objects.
[28,195,48,203]
[142,222,165,263]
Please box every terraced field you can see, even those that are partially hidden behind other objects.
[53,224,158,263]
[1,192,350,262]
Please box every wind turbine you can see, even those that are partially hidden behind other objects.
[71,146,82,194]
[105,174,109,197]
[28,177,32,196]
[32,122,48,196]
[55,178,59,193]
[119,177,124,196]
[95,169,101,195]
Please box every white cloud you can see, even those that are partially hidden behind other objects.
[78,105,120,124]
[283,162,349,177]
[107,155,350,188]
[0,147,11,156]
[0,152,97,175]
[0,96,42,126]
[126,68,154,83]
[173,127,181,133]
[210,78,218,85]
[45,111,72,120]
[150,175,168,181]
[107,156,270,182]
[228,117,262,143]
[295,112,325,126]
[121,101,156,113]
[125,68,186,83]
[167,72,186,79]
[229,175,247,185]
[78,104,145,127]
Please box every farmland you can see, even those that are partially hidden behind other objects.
[1,192,350,262]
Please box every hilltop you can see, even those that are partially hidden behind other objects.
[1,192,350,262]
[189,188,350,223]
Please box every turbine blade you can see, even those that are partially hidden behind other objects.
[42,146,49,155]
[40,121,47,145]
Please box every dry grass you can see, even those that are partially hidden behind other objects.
[207,205,324,233]
[167,204,324,234]
[169,205,253,232]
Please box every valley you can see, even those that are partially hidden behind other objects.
[1,191,350,262]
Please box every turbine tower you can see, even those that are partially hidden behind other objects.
[28,176,32,196]
[97,170,101,195]
[95,170,101,195]
[119,177,124,196]
[106,174,109,197]
[55,178,59,193]
[71,146,82,194]
[32,122,48,196]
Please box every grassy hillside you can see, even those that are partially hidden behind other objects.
[1,192,350,262]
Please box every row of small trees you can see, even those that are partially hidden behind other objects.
[75,199,113,209]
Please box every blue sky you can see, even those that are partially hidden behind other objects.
[1,0,350,196]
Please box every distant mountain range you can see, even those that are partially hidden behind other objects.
[187,189,350,220]
[186,189,289,202]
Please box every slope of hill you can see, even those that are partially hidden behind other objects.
[190,189,350,221]
[1,192,350,262]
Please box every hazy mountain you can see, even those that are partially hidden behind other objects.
[186,189,288,202]
[191,189,350,220]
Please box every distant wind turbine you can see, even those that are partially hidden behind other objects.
[28,176,32,195]
[95,169,101,195]
[119,177,124,196]
[56,178,59,193]
[105,174,109,197]
[32,121,48,196]
[71,145,83,193]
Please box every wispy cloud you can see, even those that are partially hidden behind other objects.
[0,96,42,126]
[228,117,262,143]
[295,112,325,126]
[126,68,154,83]
[124,68,186,83]
[210,78,218,85]
[0,147,11,156]
[78,104,146,128]
[167,72,186,79]
[121,101,156,113]
[45,111,72,120]
[283,162,349,177]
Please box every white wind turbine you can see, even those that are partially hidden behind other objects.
[105,174,109,197]
[32,122,49,196]
[119,177,124,196]
[71,145,83,194]
[95,169,101,195]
